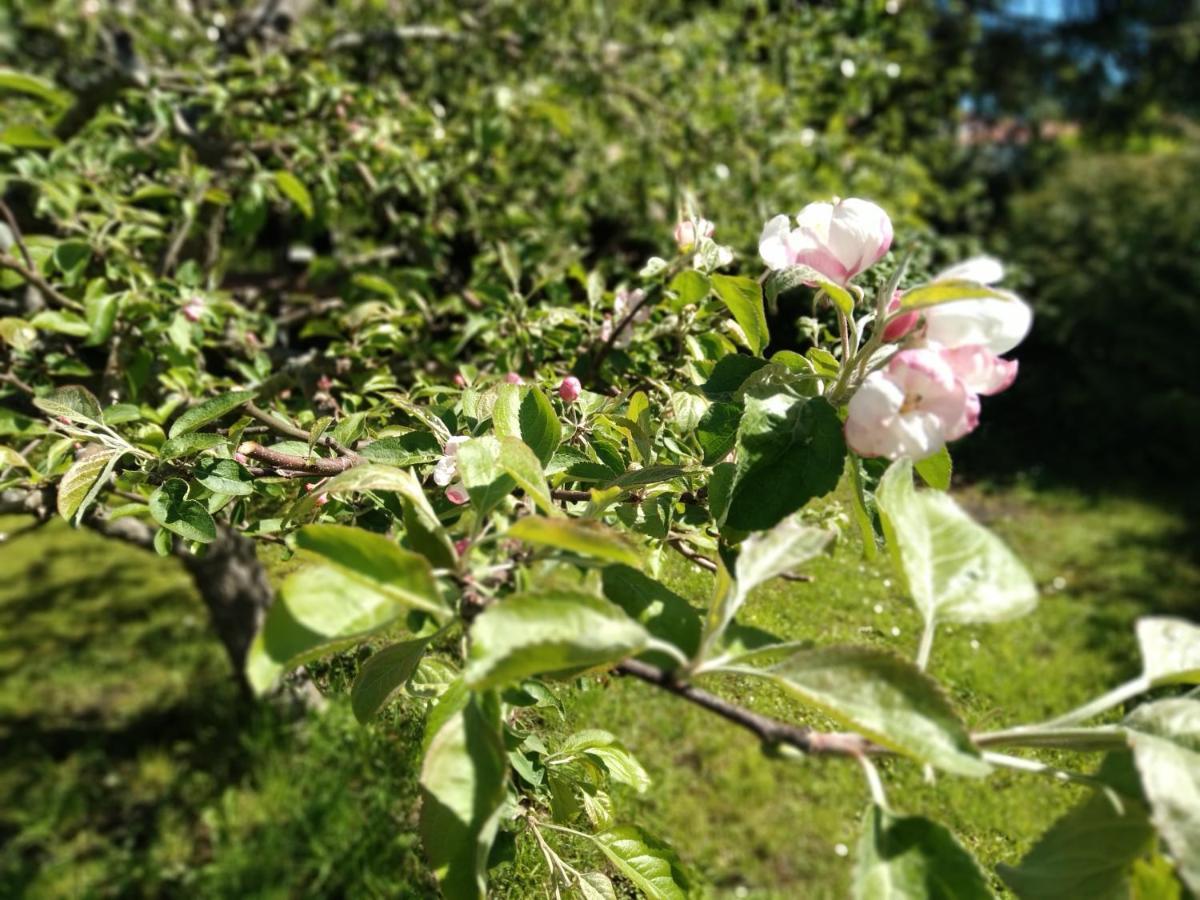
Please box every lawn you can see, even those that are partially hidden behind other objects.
[2,482,1196,898]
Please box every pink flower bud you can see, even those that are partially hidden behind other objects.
[558,376,582,403]
[445,484,470,506]
[759,198,892,285]
[454,538,471,556]
[233,452,248,464]
[316,374,333,392]
[882,291,919,342]
[315,493,329,507]
[674,218,716,251]
[453,373,467,388]
[182,296,205,323]
[304,482,316,492]
[504,372,524,385]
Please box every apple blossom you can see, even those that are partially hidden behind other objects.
[922,257,1032,355]
[881,291,918,342]
[940,344,1018,396]
[674,217,715,251]
[504,372,524,385]
[759,198,892,285]
[558,375,582,403]
[845,348,978,460]
[434,435,471,505]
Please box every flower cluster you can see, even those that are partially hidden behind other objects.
[758,199,1032,461]
[433,435,470,505]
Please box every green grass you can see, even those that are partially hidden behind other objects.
[1,483,1197,898]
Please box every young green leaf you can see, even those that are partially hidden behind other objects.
[33,384,103,427]
[351,636,434,723]
[194,457,254,496]
[0,67,72,106]
[725,393,845,531]
[56,447,120,522]
[1135,617,1200,687]
[273,170,314,219]
[999,755,1155,900]
[854,805,994,900]
[1124,699,1200,894]
[590,825,690,900]
[576,871,618,900]
[420,692,508,900]
[148,478,216,544]
[464,591,649,689]
[711,273,770,356]
[914,445,952,491]
[457,436,517,518]
[739,646,989,776]
[159,432,227,459]
[497,436,555,514]
[508,516,641,567]
[168,389,256,439]
[877,459,1037,626]
[899,279,1012,311]
[246,525,445,693]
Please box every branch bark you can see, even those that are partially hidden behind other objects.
[615,659,877,757]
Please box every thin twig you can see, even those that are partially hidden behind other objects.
[0,254,85,312]
[590,285,659,377]
[0,198,34,269]
[667,537,718,573]
[243,400,361,459]
[237,440,358,475]
[615,659,876,757]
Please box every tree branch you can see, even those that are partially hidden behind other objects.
[0,254,85,312]
[237,440,358,475]
[615,659,876,757]
[243,401,361,459]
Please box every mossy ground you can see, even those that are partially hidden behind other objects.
[2,482,1197,898]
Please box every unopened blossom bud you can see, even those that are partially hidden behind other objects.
[504,372,524,385]
[316,374,333,392]
[759,198,892,285]
[315,493,329,507]
[674,218,715,251]
[182,296,205,323]
[304,482,316,492]
[453,373,467,387]
[233,451,248,465]
[882,291,919,342]
[445,484,470,506]
[558,376,582,403]
[454,538,471,556]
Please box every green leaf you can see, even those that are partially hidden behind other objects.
[701,354,769,398]
[0,68,71,106]
[696,401,742,466]
[669,269,710,305]
[854,805,994,900]
[351,636,433,723]
[602,565,702,666]
[508,516,641,567]
[148,478,216,544]
[194,458,254,496]
[899,280,1012,311]
[56,448,119,522]
[420,692,508,900]
[497,436,554,514]
[877,460,1037,627]
[33,385,103,427]
[576,871,618,900]
[494,384,561,466]
[273,170,314,219]
[84,291,120,346]
[52,241,90,279]
[745,646,989,776]
[703,518,833,650]
[159,432,226,459]
[1125,699,1200,894]
[999,755,1155,900]
[0,124,59,148]
[456,436,516,517]
[585,743,651,793]
[168,389,256,439]
[31,310,89,336]
[1135,617,1200,687]
[359,432,442,467]
[764,265,855,316]
[464,590,648,689]
[246,525,445,693]
[590,825,690,900]
[914,446,952,491]
[724,393,845,532]
[711,273,770,356]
